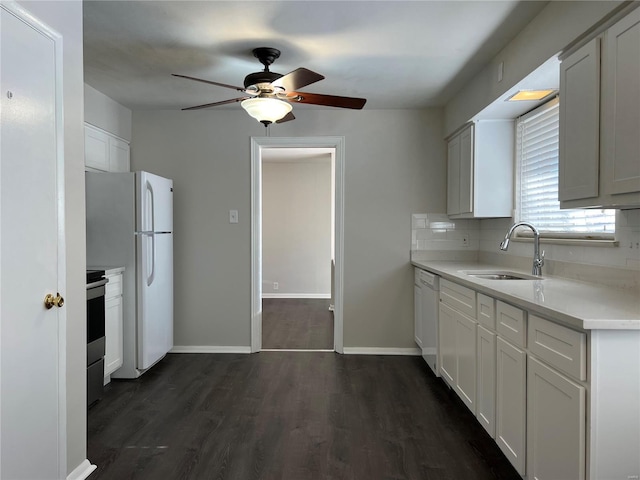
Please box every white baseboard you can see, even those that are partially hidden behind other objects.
[170,346,252,354]
[67,460,96,480]
[262,293,331,299]
[342,347,421,356]
[422,347,437,355]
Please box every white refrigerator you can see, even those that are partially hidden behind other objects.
[86,171,173,378]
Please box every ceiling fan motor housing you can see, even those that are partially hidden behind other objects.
[243,70,283,89]
[244,47,284,90]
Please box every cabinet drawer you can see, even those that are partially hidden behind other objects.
[440,279,476,318]
[105,274,123,299]
[528,315,586,381]
[477,294,496,330]
[496,301,526,348]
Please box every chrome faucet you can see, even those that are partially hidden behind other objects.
[499,222,545,276]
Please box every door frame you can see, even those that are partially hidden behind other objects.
[0,2,67,478]
[251,136,345,353]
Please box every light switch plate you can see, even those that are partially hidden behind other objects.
[229,209,238,223]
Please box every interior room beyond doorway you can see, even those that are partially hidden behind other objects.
[261,147,335,351]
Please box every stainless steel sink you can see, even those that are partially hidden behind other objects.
[460,270,541,280]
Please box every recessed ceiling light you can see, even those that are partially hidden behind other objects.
[506,89,556,102]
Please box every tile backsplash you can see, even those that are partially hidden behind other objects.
[411,213,480,251]
[479,210,640,269]
[411,211,639,288]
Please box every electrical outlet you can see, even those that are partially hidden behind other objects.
[273,282,279,291]
[462,235,469,247]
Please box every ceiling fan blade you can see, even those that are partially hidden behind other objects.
[172,73,245,92]
[271,68,325,91]
[276,111,296,124]
[182,97,248,111]
[286,91,367,109]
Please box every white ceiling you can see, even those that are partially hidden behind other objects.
[83,1,549,112]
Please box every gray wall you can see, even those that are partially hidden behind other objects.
[17,0,87,475]
[263,158,332,297]
[131,108,445,349]
[84,83,132,141]
[444,1,623,136]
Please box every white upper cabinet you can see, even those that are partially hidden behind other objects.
[85,123,130,173]
[85,125,110,172]
[446,120,514,218]
[601,9,640,198]
[558,38,601,202]
[109,136,131,173]
[559,8,640,208]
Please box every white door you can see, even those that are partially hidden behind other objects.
[1,5,64,479]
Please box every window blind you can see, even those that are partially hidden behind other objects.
[516,98,615,237]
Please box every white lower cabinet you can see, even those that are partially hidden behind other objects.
[496,336,526,476]
[429,275,636,480]
[455,313,477,413]
[476,325,496,438]
[439,302,457,385]
[527,356,585,480]
[438,301,477,413]
[104,269,124,381]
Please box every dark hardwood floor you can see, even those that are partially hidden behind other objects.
[262,298,334,350]
[88,353,520,480]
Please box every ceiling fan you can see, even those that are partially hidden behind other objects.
[172,47,367,126]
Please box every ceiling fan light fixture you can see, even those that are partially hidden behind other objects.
[241,97,292,125]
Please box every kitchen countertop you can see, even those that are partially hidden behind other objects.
[88,266,125,275]
[412,260,640,331]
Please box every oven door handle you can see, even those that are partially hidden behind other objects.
[86,278,109,290]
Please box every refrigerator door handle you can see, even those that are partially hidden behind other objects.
[145,180,155,233]
[147,234,156,286]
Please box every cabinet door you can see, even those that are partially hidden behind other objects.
[496,337,526,475]
[109,136,130,173]
[85,125,109,171]
[455,313,477,413]
[104,295,124,377]
[602,8,640,196]
[458,125,474,215]
[558,38,600,202]
[477,325,496,438]
[414,284,423,348]
[438,302,457,386]
[447,135,461,215]
[527,357,586,480]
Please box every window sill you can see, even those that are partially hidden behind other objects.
[513,235,618,248]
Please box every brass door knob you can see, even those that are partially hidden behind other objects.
[44,293,64,309]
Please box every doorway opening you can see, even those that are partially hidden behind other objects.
[261,148,334,350]
[251,137,345,353]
